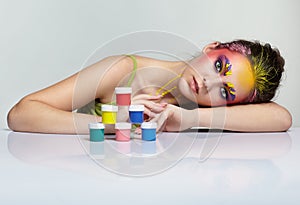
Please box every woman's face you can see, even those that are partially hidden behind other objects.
[179,48,255,106]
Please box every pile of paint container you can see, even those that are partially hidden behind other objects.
[89,87,157,142]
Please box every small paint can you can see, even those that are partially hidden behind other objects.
[129,105,144,124]
[101,105,118,124]
[141,122,157,141]
[115,122,132,141]
[115,87,132,106]
[89,123,105,142]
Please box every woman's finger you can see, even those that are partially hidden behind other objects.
[143,107,156,120]
[143,101,166,113]
[132,99,167,114]
[132,94,162,101]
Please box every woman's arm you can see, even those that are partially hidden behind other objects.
[7,55,133,134]
[199,102,292,132]
[153,102,292,132]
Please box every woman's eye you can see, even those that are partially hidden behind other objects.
[215,59,222,73]
[220,87,228,99]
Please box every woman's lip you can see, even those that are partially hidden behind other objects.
[194,76,199,94]
[190,76,199,94]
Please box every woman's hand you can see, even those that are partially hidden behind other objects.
[116,94,167,122]
[150,104,199,132]
[131,94,167,120]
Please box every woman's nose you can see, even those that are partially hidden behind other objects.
[203,76,223,90]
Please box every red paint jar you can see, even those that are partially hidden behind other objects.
[115,87,132,106]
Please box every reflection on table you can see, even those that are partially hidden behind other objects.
[7,130,291,178]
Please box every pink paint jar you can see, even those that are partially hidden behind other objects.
[115,122,132,141]
[115,87,132,106]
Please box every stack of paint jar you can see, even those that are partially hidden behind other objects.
[89,87,157,142]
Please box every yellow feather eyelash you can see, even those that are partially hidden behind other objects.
[225,69,232,76]
[226,82,236,97]
[224,63,232,76]
[226,82,234,88]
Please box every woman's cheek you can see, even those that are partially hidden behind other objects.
[196,94,210,106]
[197,91,224,107]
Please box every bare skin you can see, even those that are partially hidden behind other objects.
[7,44,292,134]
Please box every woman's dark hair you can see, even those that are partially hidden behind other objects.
[216,40,285,103]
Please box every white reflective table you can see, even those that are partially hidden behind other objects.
[1,128,299,204]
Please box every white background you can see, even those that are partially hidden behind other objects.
[1,0,299,129]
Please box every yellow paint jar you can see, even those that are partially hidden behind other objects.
[101,105,118,124]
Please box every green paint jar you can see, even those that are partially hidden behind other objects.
[89,123,105,142]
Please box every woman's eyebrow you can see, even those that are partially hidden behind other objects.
[224,56,232,76]
[225,82,236,101]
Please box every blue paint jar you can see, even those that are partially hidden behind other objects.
[129,105,144,124]
[141,122,157,141]
[89,123,105,142]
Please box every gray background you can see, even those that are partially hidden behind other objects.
[1,0,299,129]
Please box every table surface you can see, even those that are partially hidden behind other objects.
[1,128,300,205]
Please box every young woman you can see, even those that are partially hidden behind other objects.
[7,40,292,134]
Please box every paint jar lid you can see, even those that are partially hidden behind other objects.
[129,105,144,111]
[141,122,157,129]
[89,122,105,129]
[115,87,132,94]
[101,105,118,112]
[115,122,132,129]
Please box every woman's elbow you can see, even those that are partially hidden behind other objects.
[7,98,28,132]
[283,111,292,131]
[7,105,19,131]
[278,106,293,131]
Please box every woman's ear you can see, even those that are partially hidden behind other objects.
[202,41,221,53]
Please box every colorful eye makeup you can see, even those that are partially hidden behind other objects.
[214,55,236,101]
[220,84,236,101]
[214,55,232,76]
[224,58,232,76]
[225,82,236,100]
